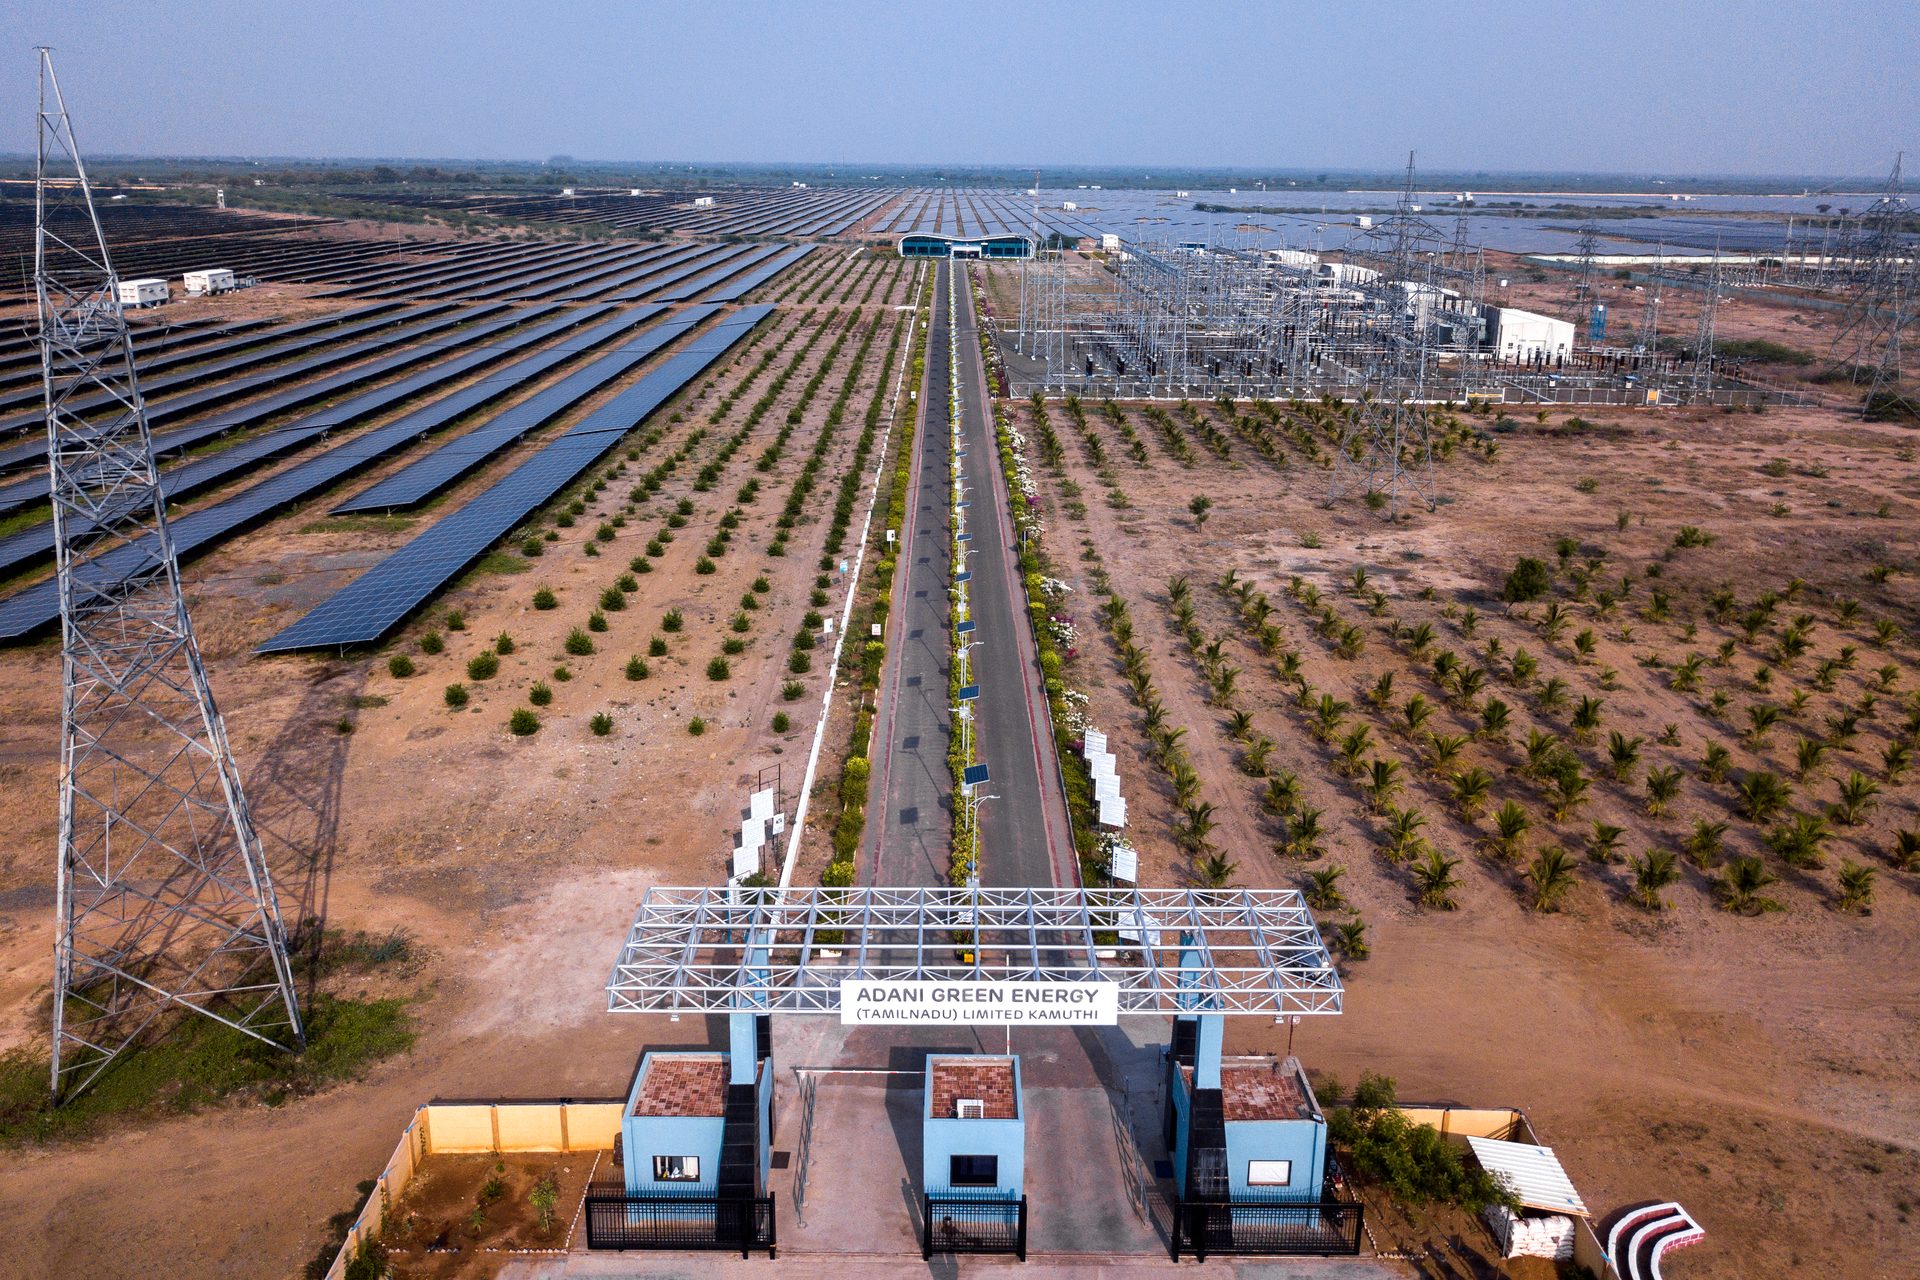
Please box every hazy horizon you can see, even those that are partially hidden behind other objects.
[0,0,1912,178]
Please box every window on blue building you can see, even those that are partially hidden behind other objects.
[654,1155,701,1182]
[1247,1159,1292,1186]
[949,1154,999,1187]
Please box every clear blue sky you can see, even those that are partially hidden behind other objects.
[1,0,1912,177]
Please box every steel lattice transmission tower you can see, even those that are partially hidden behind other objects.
[1826,155,1914,418]
[1328,154,1439,516]
[35,48,303,1100]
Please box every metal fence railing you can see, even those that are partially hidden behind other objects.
[1169,1197,1363,1261]
[923,1193,1028,1260]
[582,1186,777,1258]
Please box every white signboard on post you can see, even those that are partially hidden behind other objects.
[840,979,1120,1025]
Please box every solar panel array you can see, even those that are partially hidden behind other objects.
[0,304,510,513]
[259,305,774,652]
[694,244,816,302]
[0,304,678,641]
[0,305,600,581]
[332,304,711,512]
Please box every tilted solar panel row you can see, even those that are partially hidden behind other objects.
[0,310,385,417]
[499,242,692,302]
[332,304,710,513]
[0,315,284,391]
[256,305,774,652]
[701,245,817,303]
[603,244,758,302]
[0,304,505,507]
[0,302,449,446]
[649,245,785,303]
[0,306,687,642]
[0,305,592,579]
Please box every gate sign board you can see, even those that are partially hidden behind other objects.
[841,979,1120,1026]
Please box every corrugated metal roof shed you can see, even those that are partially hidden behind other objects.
[1465,1136,1589,1216]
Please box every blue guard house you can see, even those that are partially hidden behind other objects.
[920,1054,1029,1259]
[1165,1009,1356,1258]
[614,1010,776,1256]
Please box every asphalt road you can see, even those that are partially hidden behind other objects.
[949,266,1075,890]
[864,263,954,887]
[865,261,1074,892]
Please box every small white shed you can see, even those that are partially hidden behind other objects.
[116,278,169,308]
[183,268,236,296]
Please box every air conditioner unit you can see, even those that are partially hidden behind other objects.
[957,1098,985,1119]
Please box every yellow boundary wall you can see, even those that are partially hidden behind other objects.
[323,1101,622,1280]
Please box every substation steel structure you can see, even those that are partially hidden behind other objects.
[34,48,303,1099]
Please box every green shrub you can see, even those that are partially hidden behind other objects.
[708,656,732,681]
[688,716,707,736]
[587,611,607,633]
[600,586,626,611]
[722,637,745,655]
[528,681,553,706]
[387,654,414,678]
[625,655,649,681]
[521,537,543,557]
[533,587,557,610]
[1328,1072,1513,1210]
[495,632,515,655]
[443,683,468,708]
[466,651,499,681]
[565,628,595,656]
[695,556,717,575]
[789,651,813,674]
[782,680,805,700]
[508,708,540,736]
[552,665,572,682]
[590,712,614,736]
[419,631,444,655]
[663,609,684,633]
[772,712,791,732]
[1502,557,1551,603]
[445,611,466,632]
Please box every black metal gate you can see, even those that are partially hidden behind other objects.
[582,1186,777,1258]
[1170,1197,1363,1261]
[923,1194,1028,1261]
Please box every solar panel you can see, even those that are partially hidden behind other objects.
[0,304,594,580]
[605,244,756,301]
[256,305,774,652]
[0,305,684,642]
[332,304,708,512]
[0,302,453,445]
[0,304,511,513]
[649,244,783,303]
[702,245,816,302]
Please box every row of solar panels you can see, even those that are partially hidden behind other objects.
[0,301,703,640]
[0,302,451,449]
[258,305,775,652]
[0,304,614,581]
[0,243,812,495]
[0,241,815,641]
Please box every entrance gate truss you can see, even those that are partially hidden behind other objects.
[606,886,1342,1017]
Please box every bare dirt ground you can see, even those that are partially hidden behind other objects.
[0,250,918,1278]
[992,266,1919,1276]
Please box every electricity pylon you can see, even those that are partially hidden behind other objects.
[1826,155,1914,418]
[35,48,302,1100]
